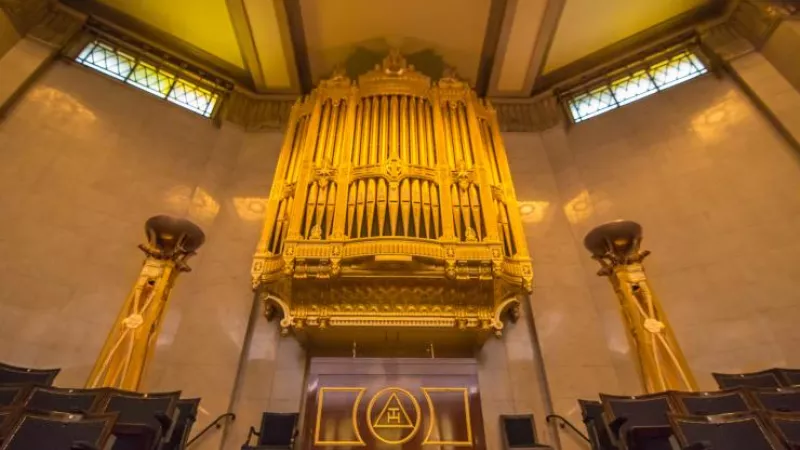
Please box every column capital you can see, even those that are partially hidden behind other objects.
[584,220,650,276]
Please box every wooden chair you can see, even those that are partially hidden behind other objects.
[98,389,180,450]
[671,389,752,415]
[669,412,785,450]
[0,362,59,386]
[713,370,783,389]
[578,400,614,450]
[242,412,298,450]
[23,386,107,414]
[600,392,676,450]
[163,398,200,450]
[763,411,800,449]
[775,369,800,388]
[0,411,117,450]
[750,388,800,413]
[0,386,30,408]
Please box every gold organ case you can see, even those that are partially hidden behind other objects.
[251,51,533,347]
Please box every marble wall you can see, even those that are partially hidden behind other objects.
[2,43,800,450]
[510,73,800,448]
[0,60,281,448]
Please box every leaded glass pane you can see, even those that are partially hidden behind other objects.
[566,50,708,123]
[126,62,175,98]
[568,86,618,123]
[76,42,135,81]
[167,79,219,117]
[649,51,707,90]
[611,70,657,106]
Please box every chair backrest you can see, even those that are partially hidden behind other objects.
[713,370,782,389]
[0,411,117,450]
[578,400,614,450]
[669,412,784,450]
[24,386,107,414]
[672,389,752,415]
[775,369,800,388]
[163,398,200,450]
[258,412,298,446]
[0,362,59,386]
[0,407,22,441]
[764,411,800,446]
[100,390,180,427]
[750,388,800,413]
[600,393,675,428]
[500,414,538,449]
[0,386,29,408]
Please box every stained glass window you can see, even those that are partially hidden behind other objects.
[567,50,707,123]
[76,40,221,118]
[167,79,219,117]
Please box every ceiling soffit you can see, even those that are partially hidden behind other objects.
[487,0,554,97]
[544,0,711,73]
[298,0,492,85]
[93,0,245,68]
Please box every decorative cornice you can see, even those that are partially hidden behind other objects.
[698,21,755,62]
[222,89,296,131]
[0,0,49,35]
[698,0,794,62]
[728,0,793,48]
[27,3,85,49]
[488,93,562,132]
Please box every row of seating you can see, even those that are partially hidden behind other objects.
[579,368,800,450]
[0,362,199,450]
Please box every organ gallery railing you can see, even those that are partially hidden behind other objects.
[251,51,533,345]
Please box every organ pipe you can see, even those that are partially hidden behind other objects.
[251,51,533,343]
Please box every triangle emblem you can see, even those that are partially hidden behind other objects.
[373,392,414,428]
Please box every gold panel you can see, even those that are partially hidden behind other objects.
[252,51,532,346]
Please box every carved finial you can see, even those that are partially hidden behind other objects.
[442,65,458,79]
[331,64,347,79]
[382,48,408,74]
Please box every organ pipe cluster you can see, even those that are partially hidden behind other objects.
[251,51,533,344]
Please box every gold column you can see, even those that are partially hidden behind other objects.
[584,220,696,393]
[87,216,204,391]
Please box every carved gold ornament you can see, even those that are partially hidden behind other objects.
[585,220,697,392]
[251,51,533,346]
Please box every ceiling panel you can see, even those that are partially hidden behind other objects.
[299,0,492,83]
[95,0,245,69]
[544,0,710,73]
[493,0,548,93]
[243,0,294,89]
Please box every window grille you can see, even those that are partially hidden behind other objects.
[76,40,220,118]
[567,50,708,123]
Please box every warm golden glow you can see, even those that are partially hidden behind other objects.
[188,187,220,223]
[28,87,97,125]
[518,201,550,224]
[234,197,269,221]
[251,52,532,346]
[300,0,491,83]
[690,90,748,143]
[563,190,593,224]
[96,0,244,68]
[545,0,710,72]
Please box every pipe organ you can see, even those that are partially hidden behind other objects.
[251,51,533,346]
